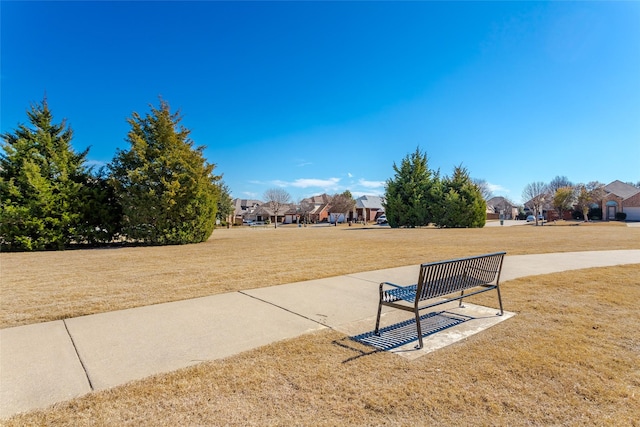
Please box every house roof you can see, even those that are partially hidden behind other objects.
[604,180,640,200]
[355,195,385,210]
[486,196,517,213]
[486,196,514,207]
[302,194,331,205]
[233,198,263,216]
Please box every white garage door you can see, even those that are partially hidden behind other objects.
[623,207,640,221]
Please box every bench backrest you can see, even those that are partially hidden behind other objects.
[416,252,506,301]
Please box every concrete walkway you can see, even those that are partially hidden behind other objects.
[1,250,639,419]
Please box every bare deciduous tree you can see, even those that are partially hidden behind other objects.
[297,199,314,225]
[473,178,493,201]
[522,181,549,225]
[548,176,573,194]
[328,191,356,226]
[263,188,291,228]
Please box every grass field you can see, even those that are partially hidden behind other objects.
[1,221,639,425]
[1,221,638,329]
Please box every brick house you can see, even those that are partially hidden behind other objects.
[601,180,640,221]
[354,195,385,223]
[486,196,518,220]
[297,194,332,223]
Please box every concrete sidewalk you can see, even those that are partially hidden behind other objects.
[2,250,639,419]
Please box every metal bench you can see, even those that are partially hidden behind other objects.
[374,252,506,349]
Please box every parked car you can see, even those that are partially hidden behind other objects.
[526,215,535,222]
[376,214,388,224]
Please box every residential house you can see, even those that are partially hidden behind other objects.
[232,198,262,224]
[523,197,554,220]
[251,203,298,224]
[601,180,640,221]
[355,195,385,223]
[298,194,332,223]
[486,196,518,220]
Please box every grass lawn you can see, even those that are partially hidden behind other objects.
[1,221,638,329]
[1,221,639,425]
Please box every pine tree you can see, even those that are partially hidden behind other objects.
[109,99,220,244]
[215,181,234,226]
[1,99,90,250]
[437,166,486,228]
[384,147,436,228]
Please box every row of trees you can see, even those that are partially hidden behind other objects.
[384,148,486,228]
[1,98,232,251]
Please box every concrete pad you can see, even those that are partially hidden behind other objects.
[65,292,325,391]
[340,301,516,361]
[0,321,91,418]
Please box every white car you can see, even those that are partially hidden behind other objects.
[376,215,388,224]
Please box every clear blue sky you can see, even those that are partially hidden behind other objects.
[2,1,639,205]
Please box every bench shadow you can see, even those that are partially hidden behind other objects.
[335,311,473,363]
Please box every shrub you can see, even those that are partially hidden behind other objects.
[615,212,627,221]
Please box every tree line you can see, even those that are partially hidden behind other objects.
[1,98,232,251]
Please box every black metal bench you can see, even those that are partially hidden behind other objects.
[374,252,506,349]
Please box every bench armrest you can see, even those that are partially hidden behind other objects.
[380,281,404,289]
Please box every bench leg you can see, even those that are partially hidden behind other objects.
[415,310,424,349]
[496,284,504,316]
[374,301,383,335]
[458,290,465,308]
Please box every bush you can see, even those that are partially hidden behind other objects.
[615,212,627,221]
[589,207,602,220]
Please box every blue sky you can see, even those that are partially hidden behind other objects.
[2,1,639,205]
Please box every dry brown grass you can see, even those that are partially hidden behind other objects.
[1,222,639,329]
[4,264,639,426]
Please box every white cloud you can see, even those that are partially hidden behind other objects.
[289,178,341,188]
[271,180,290,188]
[348,172,353,178]
[488,183,508,193]
[358,179,385,189]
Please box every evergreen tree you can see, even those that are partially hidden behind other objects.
[109,99,220,244]
[216,181,234,226]
[437,166,486,228]
[384,147,436,228]
[75,167,123,245]
[1,99,90,250]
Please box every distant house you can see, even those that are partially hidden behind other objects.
[251,203,295,224]
[300,194,331,223]
[486,196,518,220]
[601,180,640,221]
[355,195,385,222]
[232,198,262,224]
[523,197,554,219]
